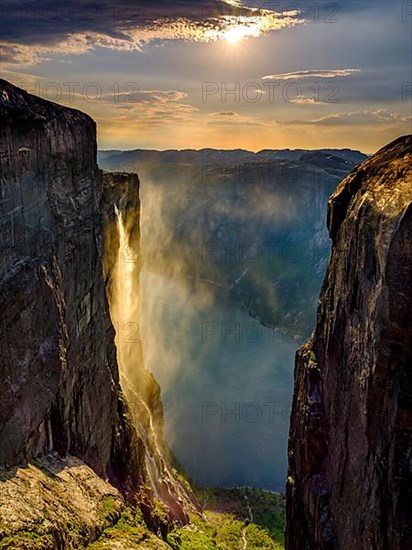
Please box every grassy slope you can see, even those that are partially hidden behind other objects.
[0,458,284,548]
[88,487,285,549]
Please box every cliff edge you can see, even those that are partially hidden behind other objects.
[286,135,412,548]
[0,79,199,547]
[0,78,142,493]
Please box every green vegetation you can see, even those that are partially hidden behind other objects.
[88,508,156,549]
[88,486,285,549]
[2,485,285,549]
[0,531,55,549]
[245,523,284,549]
[167,513,218,550]
[149,497,171,539]
[309,350,317,364]
[168,508,283,549]
[194,486,285,545]
[99,496,120,522]
[213,514,243,548]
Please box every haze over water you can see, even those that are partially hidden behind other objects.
[139,180,298,491]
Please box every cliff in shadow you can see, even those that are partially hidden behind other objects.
[0,79,196,547]
[286,135,412,549]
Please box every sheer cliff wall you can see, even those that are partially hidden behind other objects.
[0,78,142,495]
[286,135,412,549]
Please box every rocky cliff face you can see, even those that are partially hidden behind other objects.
[0,79,195,546]
[286,135,412,548]
[0,78,142,494]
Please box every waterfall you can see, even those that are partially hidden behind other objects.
[113,204,136,379]
[110,204,162,492]
[101,193,197,520]
[112,203,178,503]
[94,172,197,525]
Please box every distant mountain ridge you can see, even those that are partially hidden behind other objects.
[98,147,368,171]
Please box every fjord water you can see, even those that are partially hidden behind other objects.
[140,269,297,491]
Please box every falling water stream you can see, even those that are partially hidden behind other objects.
[115,204,187,501]
[110,203,197,519]
[112,204,163,496]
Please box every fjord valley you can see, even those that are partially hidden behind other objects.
[1,77,411,549]
[1,0,412,547]
[99,146,368,490]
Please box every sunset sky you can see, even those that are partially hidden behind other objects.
[1,0,411,152]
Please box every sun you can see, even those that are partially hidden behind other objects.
[205,15,269,45]
[224,27,245,45]
[224,26,247,45]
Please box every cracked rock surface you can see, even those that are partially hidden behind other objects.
[286,135,412,549]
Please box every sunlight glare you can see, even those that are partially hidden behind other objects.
[224,26,248,45]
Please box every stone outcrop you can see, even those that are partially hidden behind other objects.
[286,135,412,548]
[0,78,142,496]
[0,78,197,543]
[0,454,124,548]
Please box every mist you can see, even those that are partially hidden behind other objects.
[107,152,355,491]
[138,172,304,491]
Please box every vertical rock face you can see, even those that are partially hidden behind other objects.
[0,79,197,532]
[286,135,412,548]
[0,78,141,495]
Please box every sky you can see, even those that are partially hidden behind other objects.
[0,0,411,152]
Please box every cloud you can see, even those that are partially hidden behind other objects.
[210,111,238,117]
[100,89,189,105]
[278,110,412,126]
[262,69,361,80]
[207,111,264,126]
[102,102,199,128]
[99,88,198,126]
[0,0,303,65]
[288,97,318,105]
